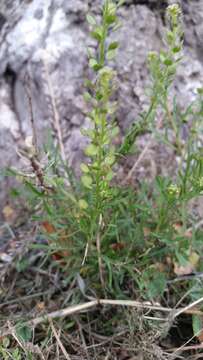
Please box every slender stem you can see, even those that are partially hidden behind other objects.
[181,201,187,233]
[94,111,106,288]
[96,214,105,287]
[165,100,182,155]
[93,5,110,286]
[85,0,117,287]
[99,3,107,67]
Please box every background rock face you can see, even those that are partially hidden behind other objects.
[0,0,203,211]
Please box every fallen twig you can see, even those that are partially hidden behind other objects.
[168,344,203,353]
[49,319,72,360]
[1,297,203,338]
[173,296,203,319]
[43,53,66,162]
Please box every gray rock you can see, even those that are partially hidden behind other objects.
[0,0,203,213]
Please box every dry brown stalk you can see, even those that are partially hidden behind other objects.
[24,76,38,152]
[173,296,203,319]
[43,53,66,162]
[1,297,203,338]
[49,320,72,360]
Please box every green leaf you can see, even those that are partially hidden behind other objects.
[87,47,94,59]
[65,321,75,330]
[91,31,102,42]
[118,0,126,5]
[112,21,122,32]
[81,175,93,189]
[105,155,115,165]
[15,324,32,343]
[10,188,21,197]
[164,58,173,66]
[89,58,101,71]
[78,199,88,209]
[108,102,117,115]
[84,79,94,89]
[106,170,114,181]
[90,27,103,42]
[160,51,167,63]
[4,167,19,177]
[81,128,95,138]
[111,126,120,137]
[107,49,116,60]
[80,163,89,173]
[197,87,203,95]
[86,14,97,26]
[16,259,29,272]
[148,273,166,298]
[89,58,98,68]
[172,46,181,53]
[85,144,98,157]
[99,66,113,76]
[106,15,117,24]
[95,91,103,101]
[103,134,110,145]
[12,349,22,360]
[2,337,10,348]
[192,314,203,337]
[29,244,50,250]
[25,181,44,197]
[108,2,116,13]
[166,31,174,44]
[176,252,189,266]
[106,3,117,24]
[108,41,119,51]
[83,91,92,102]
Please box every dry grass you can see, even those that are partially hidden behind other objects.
[0,222,202,359]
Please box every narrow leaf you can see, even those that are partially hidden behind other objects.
[85,144,98,157]
[80,163,89,173]
[81,175,93,189]
[192,315,203,338]
[15,324,32,343]
[107,49,116,60]
[78,199,88,209]
[89,58,98,68]
[108,41,119,50]
[86,14,97,26]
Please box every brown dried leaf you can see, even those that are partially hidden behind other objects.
[189,251,200,267]
[42,221,56,234]
[36,302,45,311]
[174,263,193,276]
[2,205,15,223]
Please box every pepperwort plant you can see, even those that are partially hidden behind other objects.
[7,2,203,298]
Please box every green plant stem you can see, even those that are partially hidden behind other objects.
[181,201,187,233]
[96,214,105,287]
[94,114,107,287]
[100,19,107,66]
[165,100,182,155]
